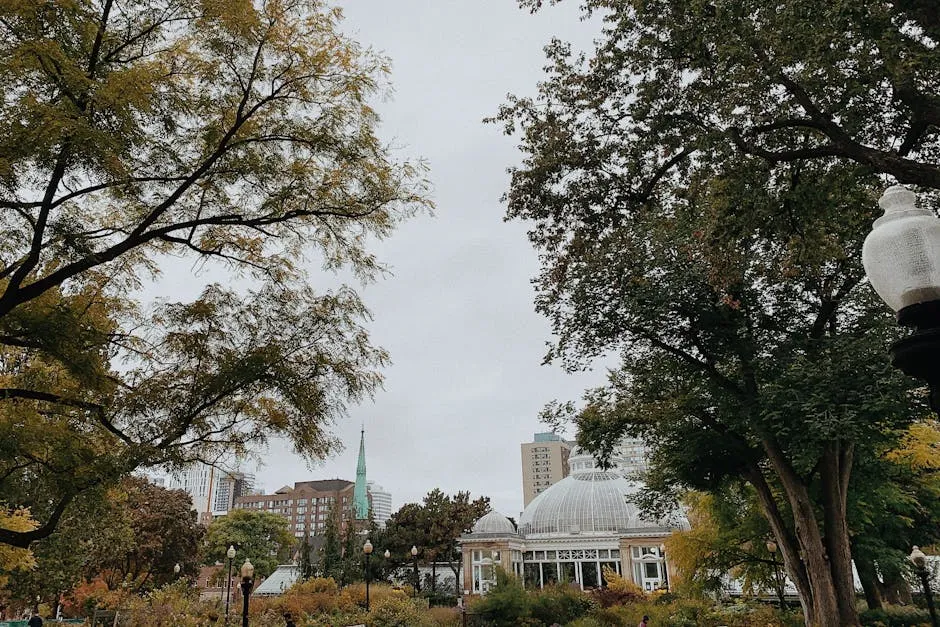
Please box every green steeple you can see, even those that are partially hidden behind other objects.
[353,427,369,520]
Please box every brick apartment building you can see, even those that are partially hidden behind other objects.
[233,479,356,538]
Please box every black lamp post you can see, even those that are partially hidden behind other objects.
[766,540,786,609]
[411,545,419,598]
[225,545,236,623]
[910,546,938,627]
[862,185,940,415]
[363,539,373,611]
[173,563,181,580]
[239,559,254,627]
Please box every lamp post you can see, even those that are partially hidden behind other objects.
[363,539,373,612]
[766,540,786,609]
[173,563,181,582]
[225,545,236,623]
[862,185,940,415]
[239,559,254,627]
[910,547,938,627]
[411,545,419,598]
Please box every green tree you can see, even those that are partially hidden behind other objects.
[5,477,202,610]
[497,123,920,624]
[382,490,489,594]
[0,0,428,549]
[495,3,940,623]
[318,503,342,581]
[203,509,292,578]
[298,533,313,581]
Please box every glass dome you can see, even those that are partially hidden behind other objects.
[519,448,652,537]
[472,510,516,535]
[863,185,940,312]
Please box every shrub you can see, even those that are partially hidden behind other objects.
[860,606,933,627]
[529,584,595,625]
[472,568,533,626]
[368,594,425,627]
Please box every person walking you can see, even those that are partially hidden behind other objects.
[284,612,296,627]
[27,611,43,627]
[638,615,649,627]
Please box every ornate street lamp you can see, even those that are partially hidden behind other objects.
[659,544,669,591]
[766,540,786,609]
[239,559,254,627]
[173,563,181,578]
[862,185,940,414]
[225,545,236,623]
[910,546,938,627]
[411,545,419,598]
[363,539,374,611]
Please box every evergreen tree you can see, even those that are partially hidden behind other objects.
[318,505,342,581]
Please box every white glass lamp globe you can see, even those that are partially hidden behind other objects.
[411,545,418,557]
[910,545,927,568]
[363,539,373,555]
[384,549,390,559]
[240,558,254,579]
[862,185,940,312]
[227,545,236,560]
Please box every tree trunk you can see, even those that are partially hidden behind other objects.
[760,440,861,626]
[853,551,884,611]
[881,564,913,605]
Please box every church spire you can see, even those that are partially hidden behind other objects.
[353,426,369,520]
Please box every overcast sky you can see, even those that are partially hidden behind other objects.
[153,1,610,519]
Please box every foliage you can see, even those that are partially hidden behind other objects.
[382,489,490,590]
[203,509,292,579]
[0,0,429,549]
[850,419,940,606]
[591,567,646,608]
[859,605,935,627]
[4,477,201,612]
[528,584,596,625]
[318,503,343,580]
[494,5,935,618]
[471,568,534,626]
[665,489,778,597]
[368,592,425,627]
[0,507,37,587]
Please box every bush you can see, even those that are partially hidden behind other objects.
[529,584,595,625]
[860,606,934,627]
[471,568,534,626]
[368,594,425,627]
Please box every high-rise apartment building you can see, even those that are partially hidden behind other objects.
[521,432,572,507]
[614,437,649,478]
[167,463,255,524]
[233,479,356,538]
[367,481,392,527]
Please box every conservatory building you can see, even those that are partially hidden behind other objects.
[460,448,688,596]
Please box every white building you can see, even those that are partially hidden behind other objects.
[613,437,649,479]
[368,481,393,527]
[167,463,254,524]
[461,448,687,596]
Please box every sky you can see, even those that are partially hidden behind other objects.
[153,1,611,519]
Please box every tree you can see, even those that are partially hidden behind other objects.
[0,0,428,549]
[4,477,202,612]
[203,509,292,579]
[665,489,778,599]
[318,504,343,581]
[383,489,489,593]
[495,3,940,624]
[510,0,940,195]
[500,131,920,623]
[0,508,37,588]
[298,533,314,581]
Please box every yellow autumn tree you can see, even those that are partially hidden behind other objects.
[0,0,429,549]
[0,508,37,586]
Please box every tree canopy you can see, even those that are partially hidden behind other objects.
[203,509,293,579]
[495,2,940,622]
[0,0,428,549]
